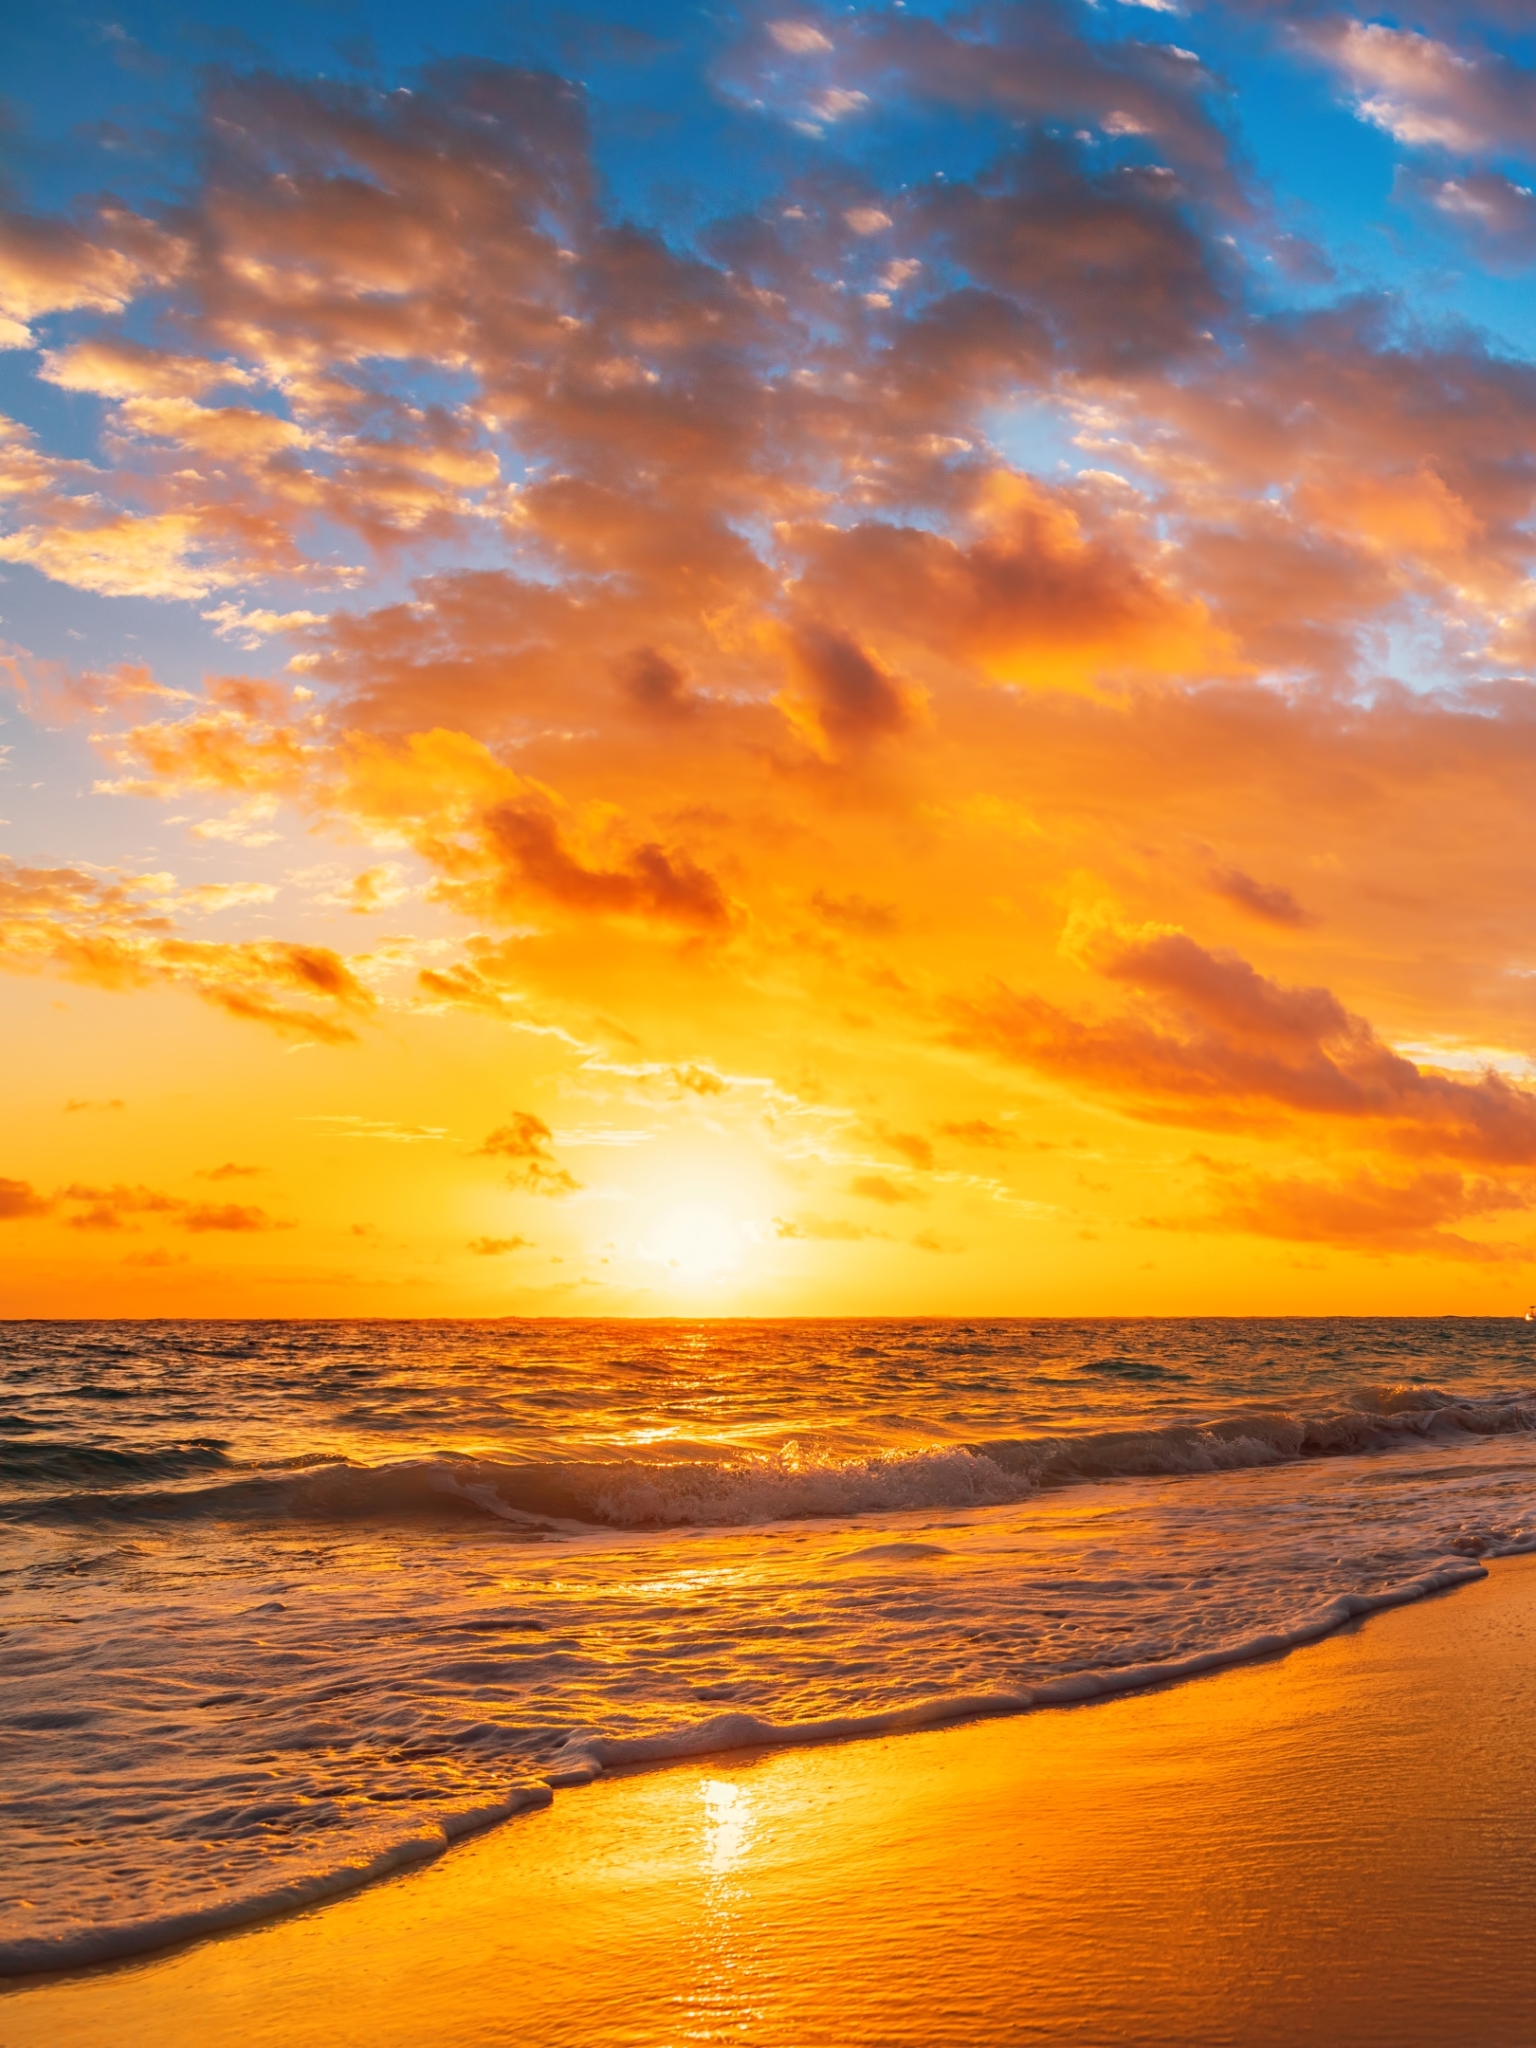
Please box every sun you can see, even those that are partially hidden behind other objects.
[638,1201,746,1284]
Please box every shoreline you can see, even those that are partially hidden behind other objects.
[0,1545,1502,1981]
[9,1552,1536,2043]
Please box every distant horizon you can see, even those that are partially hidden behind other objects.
[6,1309,1534,1324]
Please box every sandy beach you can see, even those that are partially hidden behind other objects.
[6,1552,1535,2048]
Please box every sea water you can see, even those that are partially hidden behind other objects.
[5,1317,1536,1975]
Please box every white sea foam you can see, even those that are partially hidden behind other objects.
[0,1787,552,1978]
[13,1387,1536,1535]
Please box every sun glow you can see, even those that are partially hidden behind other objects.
[637,1201,749,1285]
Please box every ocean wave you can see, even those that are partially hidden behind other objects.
[0,1784,553,1979]
[541,1555,1497,1782]
[0,1439,233,1488]
[1,1554,1514,1978]
[8,1387,1536,1532]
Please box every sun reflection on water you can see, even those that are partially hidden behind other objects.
[700,1778,755,1876]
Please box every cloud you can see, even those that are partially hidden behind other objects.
[955,924,1536,1163]
[60,1182,184,1231]
[809,890,899,937]
[0,1178,51,1220]
[614,646,700,719]
[195,1162,264,1180]
[475,1111,582,1195]
[0,205,185,346]
[776,623,924,757]
[936,1119,1016,1148]
[303,1117,449,1142]
[310,864,412,915]
[774,1213,885,1240]
[735,6,1237,206]
[201,602,327,649]
[672,1064,727,1096]
[467,1234,534,1254]
[917,136,1230,373]
[788,476,1238,694]
[1306,21,1536,161]
[181,1201,285,1232]
[1400,170,1536,267]
[1153,1162,1531,1262]
[64,1097,126,1114]
[767,22,833,56]
[51,1178,286,1232]
[0,857,374,1042]
[0,650,193,725]
[482,803,734,930]
[864,1123,935,1169]
[848,1172,926,1203]
[1206,865,1316,928]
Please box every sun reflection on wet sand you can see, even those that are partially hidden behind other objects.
[9,1558,1536,2045]
[677,1779,773,2041]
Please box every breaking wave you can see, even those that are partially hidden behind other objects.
[9,1386,1536,1533]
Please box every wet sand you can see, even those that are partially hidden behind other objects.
[7,1552,1536,2047]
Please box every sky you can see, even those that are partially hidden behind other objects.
[7,0,1536,1316]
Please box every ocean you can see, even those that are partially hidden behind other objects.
[5,1317,1536,1976]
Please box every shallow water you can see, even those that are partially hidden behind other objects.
[5,1316,1536,1974]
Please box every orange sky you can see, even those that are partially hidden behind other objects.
[7,8,1536,1314]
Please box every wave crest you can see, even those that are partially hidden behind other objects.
[8,1387,1536,1532]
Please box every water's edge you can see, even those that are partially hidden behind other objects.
[3,1543,1518,1986]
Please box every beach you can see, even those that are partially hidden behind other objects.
[8,1549,1536,2046]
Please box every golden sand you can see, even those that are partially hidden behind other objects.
[8,1555,1536,2046]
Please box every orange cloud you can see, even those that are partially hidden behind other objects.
[1205,866,1317,930]
[61,1183,184,1231]
[956,926,1536,1164]
[0,1179,51,1220]
[849,1173,926,1204]
[790,476,1239,693]
[481,804,735,931]
[182,1202,285,1233]
[0,857,372,1042]
[1156,1163,1532,1263]
[775,623,924,758]
[475,1113,581,1196]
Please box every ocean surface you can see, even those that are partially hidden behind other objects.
[5,1316,1536,1976]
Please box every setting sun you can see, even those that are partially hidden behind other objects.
[637,1202,749,1287]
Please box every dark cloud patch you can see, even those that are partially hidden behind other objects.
[483,804,733,931]
[181,1202,284,1232]
[936,1118,1015,1148]
[616,646,699,719]
[475,1111,581,1196]
[919,138,1231,373]
[1207,865,1317,928]
[810,890,899,937]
